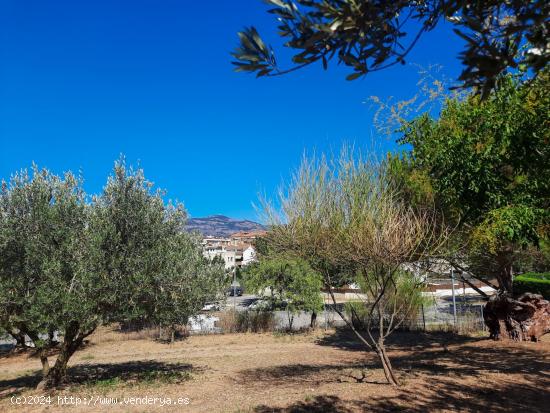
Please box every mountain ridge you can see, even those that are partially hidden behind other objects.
[186,215,265,237]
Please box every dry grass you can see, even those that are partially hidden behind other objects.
[217,310,276,333]
[1,327,549,412]
[90,325,161,344]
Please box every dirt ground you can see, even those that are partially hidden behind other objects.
[1,327,549,412]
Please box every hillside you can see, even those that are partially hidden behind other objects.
[186,215,265,237]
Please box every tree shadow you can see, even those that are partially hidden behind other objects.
[367,378,550,412]
[254,395,368,413]
[317,328,549,380]
[253,378,549,412]
[391,341,550,381]
[68,360,196,385]
[248,329,550,412]
[237,362,387,387]
[0,360,196,398]
[316,328,483,352]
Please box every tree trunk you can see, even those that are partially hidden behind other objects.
[310,311,317,329]
[38,346,75,389]
[483,251,550,340]
[323,278,400,386]
[48,329,59,346]
[379,344,399,385]
[11,330,28,349]
[372,341,399,386]
[495,256,514,294]
[7,324,32,349]
[36,322,93,389]
[287,311,294,331]
[484,292,550,341]
[23,331,50,377]
[39,350,50,377]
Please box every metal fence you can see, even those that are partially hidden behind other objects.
[0,301,487,350]
[186,299,487,335]
[411,302,486,333]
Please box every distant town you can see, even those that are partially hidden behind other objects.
[201,230,266,269]
[185,215,266,269]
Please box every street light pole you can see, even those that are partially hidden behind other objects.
[233,264,237,311]
[451,268,457,328]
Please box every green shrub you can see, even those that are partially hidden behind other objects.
[513,272,550,299]
[516,272,550,280]
[345,271,431,331]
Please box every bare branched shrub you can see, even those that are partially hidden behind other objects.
[261,147,448,385]
[367,64,457,138]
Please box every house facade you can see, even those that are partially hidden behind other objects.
[202,231,263,269]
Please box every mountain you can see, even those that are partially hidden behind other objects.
[186,215,265,238]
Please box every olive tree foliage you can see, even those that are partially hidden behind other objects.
[88,162,224,330]
[261,148,447,385]
[232,0,549,95]
[0,160,225,388]
[242,257,323,330]
[0,167,89,379]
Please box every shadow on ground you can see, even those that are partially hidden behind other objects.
[0,360,196,397]
[316,329,549,377]
[254,395,368,413]
[252,378,549,413]
[316,328,482,352]
[248,329,550,412]
[237,362,387,387]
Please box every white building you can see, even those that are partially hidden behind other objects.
[202,241,257,269]
[242,245,257,266]
[203,244,236,269]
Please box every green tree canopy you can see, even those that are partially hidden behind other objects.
[0,167,89,357]
[243,257,324,317]
[0,160,225,388]
[396,72,550,291]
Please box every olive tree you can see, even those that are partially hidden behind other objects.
[232,0,549,95]
[262,149,446,385]
[0,167,88,378]
[0,160,224,388]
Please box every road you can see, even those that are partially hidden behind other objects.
[224,294,258,310]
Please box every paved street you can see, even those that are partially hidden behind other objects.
[223,294,258,310]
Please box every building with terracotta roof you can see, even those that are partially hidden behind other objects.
[202,239,257,269]
[229,230,267,245]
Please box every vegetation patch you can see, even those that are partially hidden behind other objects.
[218,310,276,333]
[514,272,550,299]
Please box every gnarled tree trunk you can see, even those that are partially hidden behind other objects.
[483,253,550,341]
[484,292,550,341]
[36,322,95,389]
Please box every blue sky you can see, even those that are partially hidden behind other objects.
[0,1,464,220]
